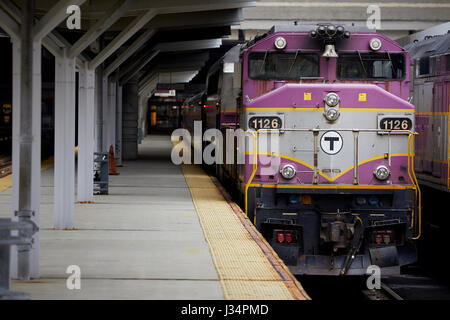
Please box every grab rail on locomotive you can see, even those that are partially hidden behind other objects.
[244,128,421,240]
[188,23,421,275]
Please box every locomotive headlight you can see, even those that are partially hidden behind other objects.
[324,92,340,107]
[325,108,340,121]
[274,37,287,50]
[374,165,390,181]
[370,38,382,51]
[280,164,296,180]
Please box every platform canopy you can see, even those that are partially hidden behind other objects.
[0,0,256,280]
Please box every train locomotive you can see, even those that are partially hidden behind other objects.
[407,33,450,192]
[182,24,420,276]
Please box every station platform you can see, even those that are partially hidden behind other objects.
[0,134,309,300]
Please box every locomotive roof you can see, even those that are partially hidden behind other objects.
[269,24,374,34]
[406,33,450,59]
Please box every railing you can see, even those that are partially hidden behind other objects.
[0,218,38,299]
[244,128,422,240]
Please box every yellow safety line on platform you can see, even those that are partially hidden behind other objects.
[0,174,12,193]
[0,156,54,193]
[180,164,309,300]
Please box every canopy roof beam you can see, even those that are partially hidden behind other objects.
[68,0,134,59]
[103,28,156,77]
[33,0,87,40]
[88,9,158,70]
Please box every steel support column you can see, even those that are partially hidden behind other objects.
[10,38,20,279]
[115,84,123,166]
[54,49,76,229]
[95,67,104,153]
[104,80,117,153]
[122,76,139,160]
[77,64,95,202]
[15,0,41,279]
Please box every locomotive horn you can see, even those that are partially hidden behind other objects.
[323,44,338,57]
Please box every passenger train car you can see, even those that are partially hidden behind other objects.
[182,24,420,275]
[406,33,450,192]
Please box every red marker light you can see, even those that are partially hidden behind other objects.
[277,232,285,243]
[285,233,293,243]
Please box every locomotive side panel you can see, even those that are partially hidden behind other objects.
[409,34,450,191]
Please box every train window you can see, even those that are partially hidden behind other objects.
[446,55,450,71]
[248,52,319,80]
[418,57,430,75]
[337,52,405,80]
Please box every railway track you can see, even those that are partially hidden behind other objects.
[362,282,403,300]
[299,266,450,300]
[363,268,450,300]
[0,155,12,178]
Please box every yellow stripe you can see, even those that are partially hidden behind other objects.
[0,156,54,193]
[416,112,449,116]
[246,152,409,182]
[246,107,414,112]
[0,174,12,193]
[248,184,414,190]
[181,164,308,300]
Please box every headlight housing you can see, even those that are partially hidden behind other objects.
[274,37,286,50]
[324,92,340,121]
[324,92,340,107]
[373,165,390,181]
[370,38,382,51]
[325,108,339,121]
[280,164,296,180]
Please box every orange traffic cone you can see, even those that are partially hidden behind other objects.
[109,145,120,175]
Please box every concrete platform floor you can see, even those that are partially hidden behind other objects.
[0,134,224,299]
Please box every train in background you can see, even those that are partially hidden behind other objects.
[0,37,55,158]
[0,85,55,158]
[406,33,450,192]
[182,24,420,276]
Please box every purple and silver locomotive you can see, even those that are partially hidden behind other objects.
[407,33,450,192]
[186,24,420,275]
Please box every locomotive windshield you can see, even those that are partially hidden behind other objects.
[248,52,319,80]
[337,52,405,80]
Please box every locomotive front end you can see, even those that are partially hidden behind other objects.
[241,25,419,275]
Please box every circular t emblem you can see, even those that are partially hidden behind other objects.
[320,131,343,155]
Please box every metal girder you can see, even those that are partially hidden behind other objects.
[0,7,20,39]
[103,28,156,77]
[156,62,206,72]
[134,0,255,15]
[71,8,243,32]
[45,31,91,68]
[119,50,159,85]
[138,73,159,95]
[0,0,89,66]
[89,9,158,70]
[138,71,155,89]
[30,0,254,18]
[158,71,199,83]
[112,48,154,82]
[155,38,222,52]
[33,0,87,40]
[68,0,134,59]
[147,8,243,30]
[157,52,210,66]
